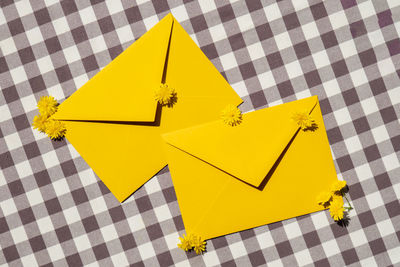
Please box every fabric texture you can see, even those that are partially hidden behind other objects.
[1,0,399,266]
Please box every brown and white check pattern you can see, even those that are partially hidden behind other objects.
[1,0,399,266]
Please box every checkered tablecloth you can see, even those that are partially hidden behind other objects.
[1,0,399,266]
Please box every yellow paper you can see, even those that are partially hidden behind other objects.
[163,96,339,240]
[52,14,242,202]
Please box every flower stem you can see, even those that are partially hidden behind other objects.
[344,195,353,210]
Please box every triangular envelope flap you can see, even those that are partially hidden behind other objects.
[53,14,174,122]
[163,96,318,188]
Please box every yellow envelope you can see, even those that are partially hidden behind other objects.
[162,96,338,240]
[52,14,242,202]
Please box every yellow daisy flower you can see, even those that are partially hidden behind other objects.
[221,105,242,126]
[44,119,66,140]
[316,191,332,206]
[177,234,193,252]
[329,196,344,221]
[192,235,206,255]
[37,96,58,116]
[331,180,347,195]
[292,111,314,130]
[155,83,176,105]
[32,114,49,133]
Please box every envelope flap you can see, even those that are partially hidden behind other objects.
[163,96,318,188]
[53,14,174,122]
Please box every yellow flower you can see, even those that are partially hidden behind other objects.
[44,119,66,140]
[37,96,58,116]
[32,114,49,132]
[221,105,242,126]
[331,180,347,195]
[177,234,193,252]
[316,191,332,206]
[155,83,176,105]
[329,196,344,221]
[292,111,314,130]
[192,235,206,254]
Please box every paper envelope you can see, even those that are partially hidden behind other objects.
[162,96,339,240]
[52,14,242,202]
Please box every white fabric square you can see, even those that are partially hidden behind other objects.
[295,89,312,100]
[164,232,180,250]
[371,125,390,144]
[20,254,38,267]
[219,52,237,71]
[74,234,92,252]
[359,257,377,266]
[63,206,81,225]
[101,224,119,242]
[105,0,124,15]
[37,216,54,234]
[198,1,216,13]
[388,86,400,106]
[388,246,400,264]
[264,3,281,22]
[0,37,17,55]
[302,21,320,40]
[350,68,368,87]
[154,204,172,222]
[283,221,302,239]
[90,35,108,54]
[377,219,395,237]
[229,242,247,258]
[0,198,17,216]
[232,80,248,98]
[52,178,69,196]
[258,71,276,89]
[368,29,385,48]
[349,229,368,247]
[323,78,341,97]
[203,250,220,267]
[377,58,396,77]
[311,211,330,229]
[143,15,159,31]
[0,170,5,187]
[170,5,189,22]
[111,252,129,267]
[42,150,59,169]
[73,73,89,89]
[47,84,65,101]
[329,10,348,30]
[382,153,400,172]
[90,196,108,215]
[322,239,340,257]
[10,65,28,84]
[26,27,44,46]
[292,0,309,12]
[0,104,12,123]
[366,191,384,210]
[15,0,33,17]
[15,160,33,178]
[237,14,254,33]
[334,107,352,125]
[285,60,303,79]
[268,259,285,267]
[295,249,313,266]
[137,242,156,260]
[247,42,264,61]
[11,225,28,244]
[128,214,145,232]
[36,55,54,74]
[20,94,37,113]
[79,168,97,186]
[360,97,379,116]
[52,16,70,36]
[5,132,22,151]
[256,231,274,249]
[354,163,373,182]
[144,177,161,194]
[63,45,81,64]
[313,49,330,69]
[79,6,97,25]
[339,39,358,59]
[344,135,363,153]
[116,25,134,45]
[358,1,376,19]
[274,31,292,50]
[209,23,227,43]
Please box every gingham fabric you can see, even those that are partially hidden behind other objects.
[0,0,399,266]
